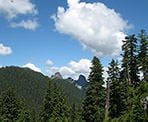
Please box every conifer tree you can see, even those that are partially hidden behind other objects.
[107,59,128,119]
[138,29,148,82]
[119,83,148,122]
[40,79,70,122]
[82,56,105,122]
[121,34,139,85]
[0,88,31,122]
[0,88,20,121]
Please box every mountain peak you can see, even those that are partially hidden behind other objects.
[74,74,88,89]
[51,72,63,80]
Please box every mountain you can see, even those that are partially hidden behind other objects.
[0,66,85,112]
[0,66,48,111]
[51,72,63,80]
[74,75,88,89]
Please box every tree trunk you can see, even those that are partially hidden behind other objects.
[105,81,110,118]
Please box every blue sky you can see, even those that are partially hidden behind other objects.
[0,0,148,79]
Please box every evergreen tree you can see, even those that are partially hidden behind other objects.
[0,88,20,121]
[40,79,70,122]
[107,60,128,119]
[69,103,84,122]
[119,83,148,122]
[17,99,32,122]
[82,56,105,122]
[121,34,139,85]
[138,29,148,82]
[0,88,31,122]
[40,80,54,122]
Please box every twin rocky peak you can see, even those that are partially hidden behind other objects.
[51,72,88,89]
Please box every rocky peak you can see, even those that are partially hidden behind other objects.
[51,72,63,80]
[74,75,88,89]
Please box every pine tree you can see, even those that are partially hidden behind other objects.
[107,60,128,119]
[119,83,148,122]
[17,99,32,122]
[69,103,84,122]
[40,79,70,122]
[0,88,31,122]
[82,56,105,122]
[40,80,54,122]
[121,34,139,85]
[0,88,21,121]
[138,29,148,82]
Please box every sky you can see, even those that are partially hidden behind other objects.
[0,0,148,80]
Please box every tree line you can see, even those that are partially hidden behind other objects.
[0,29,148,121]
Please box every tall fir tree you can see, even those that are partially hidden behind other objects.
[82,56,105,122]
[138,29,148,82]
[40,79,70,122]
[121,34,139,85]
[107,59,128,119]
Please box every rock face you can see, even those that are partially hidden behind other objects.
[67,77,75,83]
[51,73,88,90]
[51,72,63,80]
[74,75,88,89]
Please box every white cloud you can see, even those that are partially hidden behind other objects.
[10,20,38,30]
[69,59,91,73]
[46,59,54,66]
[103,67,108,81]
[23,63,41,72]
[52,0,130,57]
[46,58,91,80]
[0,0,37,19]
[0,43,12,56]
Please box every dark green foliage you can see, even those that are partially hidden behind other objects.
[138,29,148,82]
[121,34,139,85]
[108,60,129,119]
[0,88,20,121]
[0,66,49,112]
[40,79,70,122]
[82,56,105,122]
[107,59,120,82]
[0,66,85,112]
[69,103,84,122]
[118,83,148,122]
[0,88,31,122]
[54,79,86,106]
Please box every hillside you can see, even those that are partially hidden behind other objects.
[0,66,85,111]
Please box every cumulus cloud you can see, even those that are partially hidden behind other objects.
[46,59,54,66]
[10,20,39,30]
[47,59,91,80]
[23,63,41,72]
[0,43,12,56]
[0,0,37,19]
[69,59,91,73]
[52,0,130,57]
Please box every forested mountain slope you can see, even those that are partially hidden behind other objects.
[0,66,85,111]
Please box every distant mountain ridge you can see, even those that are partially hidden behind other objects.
[0,66,85,111]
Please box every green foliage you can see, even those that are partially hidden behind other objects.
[0,88,31,122]
[82,56,105,122]
[0,66,49,112]
[40,80,70,122]
[121,34,139,85]
[138,29,148,82]
[54,79,86,107]
[0,66,85,113]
